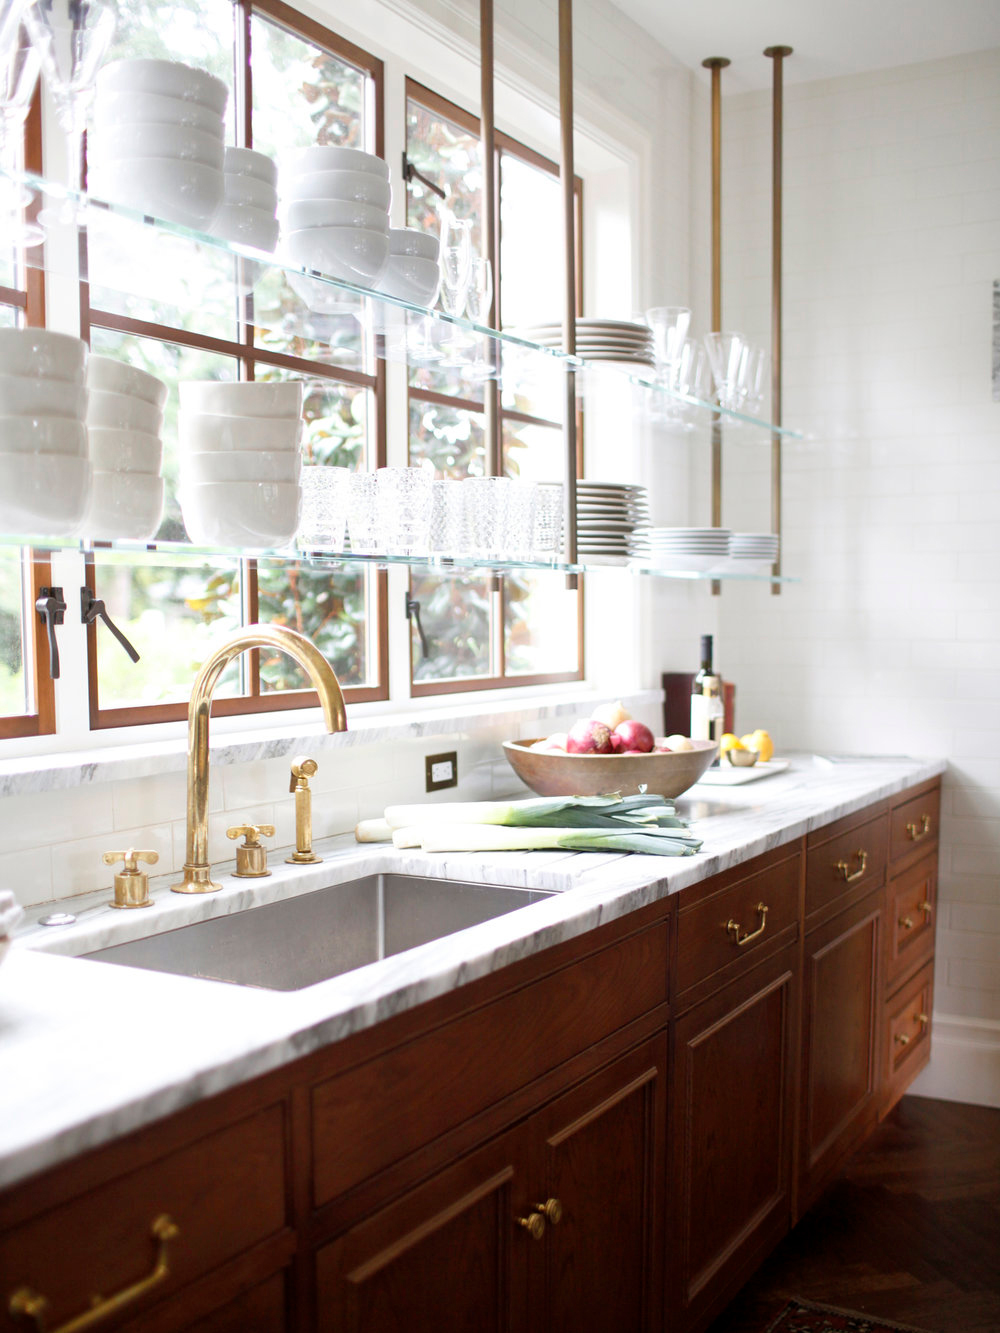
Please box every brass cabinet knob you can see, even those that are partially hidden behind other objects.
[103,848,159,910]
[226,823,275,878]
[516,1211,546,1241]
[899,916,914,931]
[919,900,933,918]
[916,1012,929,1027]
[895,1032,911,1047]
[534,1197,564,1225]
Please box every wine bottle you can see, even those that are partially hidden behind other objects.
[690,634,724,759]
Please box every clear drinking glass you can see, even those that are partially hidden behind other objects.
[298,464,350,551]
[464,475,512,561]
[646,306,691,379]
[737,345,768,417]
[429,478,468,557]
[703,331,746,411]
[0,21,41,246]
[375,465,433,557]
[531,481,563,561]
[346,471,379,555]
[505,480,537,561]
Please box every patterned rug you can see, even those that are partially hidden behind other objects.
[765,1299,938,1333]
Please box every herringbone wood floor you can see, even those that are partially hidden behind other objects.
[707,1096,1000,1333]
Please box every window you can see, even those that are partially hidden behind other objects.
[404,81,583,696]
[80,0,388,726]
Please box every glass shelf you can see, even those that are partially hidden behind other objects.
[3,167,803,439]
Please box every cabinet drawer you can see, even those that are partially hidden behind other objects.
[311,919,670,1207]
[884,960,934,1115]
[0,1106,287,1333]
[886,854,937,987]
[890,786,940,865]
[676,852,800,998]
[806,813,887,919]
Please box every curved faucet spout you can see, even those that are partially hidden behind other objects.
[173,625,347,895]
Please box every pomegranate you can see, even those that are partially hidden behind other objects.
[566,718,614,754]
[613,719,654,753]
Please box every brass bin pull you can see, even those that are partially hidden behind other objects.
[726,902,768,948]
[9,1214,179,1333]
[835,849,868,884]
[905,814,932,841]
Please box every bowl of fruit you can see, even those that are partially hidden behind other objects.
[503,701,718,799]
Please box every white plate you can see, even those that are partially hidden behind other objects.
[693,759,790,786]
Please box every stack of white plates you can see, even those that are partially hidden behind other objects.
[727,531,779,573]
[83,356,167,540]
[576,481,650,561]
[629,527,732,572]
[512,318,655,367]
[280,145,391,288]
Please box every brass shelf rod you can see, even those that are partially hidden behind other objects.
[560,0,579,587]
[765,45,792,596]
[703,56,730,598]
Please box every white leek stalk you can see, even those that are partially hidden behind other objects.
[397,823,702,856]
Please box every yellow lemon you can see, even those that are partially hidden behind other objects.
[748,729,774,763]
[720,733,742,754]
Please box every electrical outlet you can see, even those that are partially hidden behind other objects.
[425,751,458,792]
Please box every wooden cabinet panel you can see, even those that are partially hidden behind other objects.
[535,1035,667,1333]
[806,812,887,921]
[311,919,669,1208]
[890,784,940,867]
[883,961,934,1117]
[669,945,798,1332]
[886,853,937,987]
[799,893,881,1213]
[166,1272,287,1333]
[0,1106,287,1333]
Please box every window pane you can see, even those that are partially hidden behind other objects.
[0,305,17,328]
[0,550,29,716]
[92,556,242,710]
[410,398,484,478]
[502,418,565,483]
[257,563,373,691]
[504,573,579,677]
[411,574,492,684]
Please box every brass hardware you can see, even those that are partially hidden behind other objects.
[905,814,932,841]
[515,1211,546,1241]
[479,0,501,480]
[835,849,868,883]
[534,1197,564,1225]
[764,45,792,595]
[703,56,729,598]
[9,1214,178,1332]
[919,900,933,918]
[559,0,578,573]
[895,1032,911,1047]
[172,626,346,894]
[726,902,769,947]
[286,756,321,864]
[899,915,914,931]
[226,823,275,878]
[102,848,158,910]
[916,1012,929,1027]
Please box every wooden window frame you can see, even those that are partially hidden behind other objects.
[80,0,390,730]
[404,78,585,699]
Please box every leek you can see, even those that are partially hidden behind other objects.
[396,823,702,856]
[383,794,682,831]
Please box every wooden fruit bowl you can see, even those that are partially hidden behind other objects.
[502,738,719,800]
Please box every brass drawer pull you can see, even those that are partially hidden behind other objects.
[726,902,769,947]
[905,814,932,841]
[516,1211,546,1241]
[917,1012,929,1027]
[835,849,868,883]
[9,1215,178,1333]
[899,916,914,931]
[534,1197,563,1225]
[895,1032,911,1047]
[919,900,933,919]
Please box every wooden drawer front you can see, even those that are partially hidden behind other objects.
[806,813,887,919]
[887,854,937,986]
[312,920,669,1208]
[0,1106,287,1333]
[676,853,799,998]
[890,786,940,865]
[884,961,934,1113]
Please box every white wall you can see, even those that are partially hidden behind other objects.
[713,48,1000,1103]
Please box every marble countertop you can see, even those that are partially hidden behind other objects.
[0,752,944,1191]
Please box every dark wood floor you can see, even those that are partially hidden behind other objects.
[707,1096,1000,1333]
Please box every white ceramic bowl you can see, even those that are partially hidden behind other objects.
[0,453,91,535]
[181,479,301,547]
[86,355,168,408]
[375,252,441,306]
[223,172,278,212]
[182,449,302,485]
[0,374,86,420]
[179,380,304,419]
[389,227,440,261]
[178,412,302,452]
[90,122,224,170]
[284,197,388,234]
[285,225,390,286]
[97,59,229,116]
[0,416,88,456]
[281,168,391,210]
[88,158,224,230]
[224,146,278,185]
[209,202,279,252]
[82,470,164,541]
[282,145,389,180]
[0,329,87,384]
[93,89,224,135]
[87,388,163,435]
[88,426,163,475]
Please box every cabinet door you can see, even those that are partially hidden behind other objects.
[314,1128,528,1333]
[533,1034,667,1333]
[799,890,882,1214]
[669,945,798,1332]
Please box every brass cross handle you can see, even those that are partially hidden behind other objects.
[905,814,932,841]
[226,824,275,879]
[835,849,868,883]
[226,824,275,846]
[726,902,768,947]
[101,849,159,874]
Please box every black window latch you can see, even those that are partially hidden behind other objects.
[401,154,447,201]
[405,593,432,660]
[35,586,67,680]
[81,587,141,663]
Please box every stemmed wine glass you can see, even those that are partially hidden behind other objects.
[437,213,472,366]
[462,255,495,382]
[703,330,745,412]
[0,18,41,246]
[23,0,115,227]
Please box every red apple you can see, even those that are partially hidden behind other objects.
[566,718,614,754]
[613,719,654,753]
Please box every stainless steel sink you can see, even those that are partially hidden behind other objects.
[83,873,554,992]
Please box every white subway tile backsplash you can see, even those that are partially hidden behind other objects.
[0,786,115,858]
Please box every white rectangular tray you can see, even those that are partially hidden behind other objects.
[693,759,790,786]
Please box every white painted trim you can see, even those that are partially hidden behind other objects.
[908,1015,1000,1110]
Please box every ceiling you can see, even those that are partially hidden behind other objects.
[609,0,1000,92]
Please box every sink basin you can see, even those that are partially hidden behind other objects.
[83,873,554,992]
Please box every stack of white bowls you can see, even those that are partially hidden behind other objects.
[280,145,391,287]
[178,381,304,548]
[376,227,441,306]
[82,356,167,541]
[89,59,229,231]
[210,147,279,252]
[0,330,90,537]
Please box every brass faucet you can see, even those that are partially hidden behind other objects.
[173,626,347,894]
